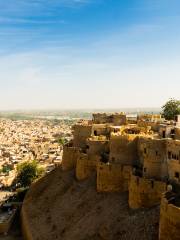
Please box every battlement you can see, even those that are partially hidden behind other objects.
[91,124,110,137]
[129,174,167,209]
[138,137,168,180]
[137,119,160,132]
[73,124,92,150]
[76,152,100,180]
[87,137,109,157]
[97,162,132,192]
[62,145,80,171]
[137,114,162,121]
[159,192,180,240]
[109,133,138,165]
[92,113,127,126]
[175,127,180,140]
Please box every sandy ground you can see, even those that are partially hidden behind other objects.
[22,167,160,240]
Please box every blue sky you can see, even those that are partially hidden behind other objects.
[0,0,180,110]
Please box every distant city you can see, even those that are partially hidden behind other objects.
[0,108,161,121]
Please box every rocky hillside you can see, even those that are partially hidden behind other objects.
[22,167,159,240]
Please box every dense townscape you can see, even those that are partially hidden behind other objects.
[0,119,72,189]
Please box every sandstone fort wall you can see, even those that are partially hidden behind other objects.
[129,174,167,209]
[138,138,168,180]
[109,134,138,165]
[76,153,100,180]
[97,162,132,192]
[159,192,180,240]
[21,205,33,240]
[73,124,92,150]
[62,145,80,171]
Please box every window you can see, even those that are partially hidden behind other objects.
[94,130,97,136]
[171,129,175,134]
[162,131,166,138]
[111,157,115,163]
[175,172,179,178]
[168,151,171,159]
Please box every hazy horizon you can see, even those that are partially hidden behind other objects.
[0,107,161,112]
[0,0,179,109]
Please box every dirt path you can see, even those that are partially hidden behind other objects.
[0,212,22,240]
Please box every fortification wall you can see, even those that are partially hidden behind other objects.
[21,205,33,240]
[76,153,100,180]
[97,162,132,192]
[92,113,127,126]
[167,139,180,160]
[128,174,167,209]
[166,140,180,182]
[175,127,180,140]
[62,145,80,171]
[109,134,138,165]
[113,114,127,126]
[92,113,110,124]
[87,138,109,157]
[168,160,180,183]
[137,120,159,132]
[92,124,110,137]
[73,124,92,150]
[159,125,174,139]
[159,192,180,240]
[138,137,168,180]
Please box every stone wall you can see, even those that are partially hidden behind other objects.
[113,114,127,126]
[109,134,138,165]
[129,174,167,209]
[168,160,180,183]
[137,120,159,132]
[137,114,161,121]
[93,113,110,124]
[175,127,180,140]
[62,145,80,171]
[21,205,33,240]
[92,124,110,137]
[167,140,180,182]
[159,125,174,139]
[92,113,127,126]
[138,137,168,180]
[73,124,92,150]
[76,153,100,180]
[97,162,132,192]
[87,137,109,157]
[159,192,180,240]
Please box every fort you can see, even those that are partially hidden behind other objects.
[21,112,180,240]
[60,112,180,240]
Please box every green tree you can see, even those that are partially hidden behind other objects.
[162,98,180,120]
[17,161,44,187]
[58,137,68,145]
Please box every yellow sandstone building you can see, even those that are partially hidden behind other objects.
[62,112,180,240]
